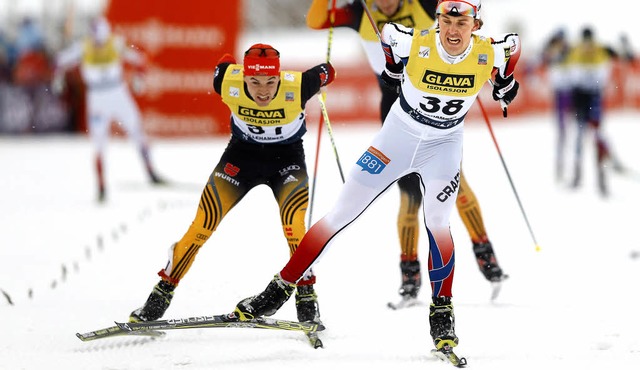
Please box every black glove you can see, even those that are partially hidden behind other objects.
[381,61,403,95]
[492,74,519,105]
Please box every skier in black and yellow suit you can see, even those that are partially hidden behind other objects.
[307,0,507,305]
[129,43,335,326]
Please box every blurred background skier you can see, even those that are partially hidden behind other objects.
[54,16,164,202]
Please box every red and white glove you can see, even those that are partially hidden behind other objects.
[492,74,519,105]
[319,62,336,87]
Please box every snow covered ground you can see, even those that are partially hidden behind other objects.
[1,105,640,369]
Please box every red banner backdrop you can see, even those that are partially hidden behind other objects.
[105,0,241,137]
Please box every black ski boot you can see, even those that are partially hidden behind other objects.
[429,296,459,350]
[399,260,421,299]
[598,165,609,197]
[473,241,505,282]
[295,284,321,323]
[235,274,296,321]
[129,280,176,322]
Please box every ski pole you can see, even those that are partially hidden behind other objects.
[308,109,324,228]
[317,92,344,185]
[477,98,540,251]
[308,0,342,227]
[319,0,344,184]
[359,0,383,41]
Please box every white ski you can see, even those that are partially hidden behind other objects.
[490,274,509,301]
[387,297,425,310]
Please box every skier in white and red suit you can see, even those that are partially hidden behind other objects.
[236,0,521,353]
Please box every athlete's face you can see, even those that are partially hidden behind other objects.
[437,14,479,56]
[244,75,280,107]
[374,0,401,17]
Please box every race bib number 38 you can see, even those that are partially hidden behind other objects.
[357,146,390,175]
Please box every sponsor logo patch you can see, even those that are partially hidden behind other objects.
[436,171,461,202]
[478,53,487,65]
[422,70,475,88]
[238,106,285,119]
[285,92,294,101]
[224,163,240,177]
[357,146,390,175]
[283,175,298,185]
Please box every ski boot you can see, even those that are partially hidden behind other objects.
[597,165,609,197]
[149,171,166,185]
[296,284,324,348]
[97,187,106,203]
[129,280,176,322]
[571,163,582,189]
[235,274,295,321]
[430,296,467,366]
[295,284,321,323]
[472,241,505,282]
[388,260,422,310]
[429,296,459,350]
[399,260,421,299]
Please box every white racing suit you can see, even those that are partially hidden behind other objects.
[279,23,520,298]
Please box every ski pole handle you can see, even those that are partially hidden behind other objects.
[499,99,508,117]
[488,79,509,117]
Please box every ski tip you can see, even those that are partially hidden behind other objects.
[490,274,509,301]
[75,332,101,342]
[306,332,324,349]
[456,357,468,368]
[490,282,502,301]
[387,297,424,310]
[431,348,467,367]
